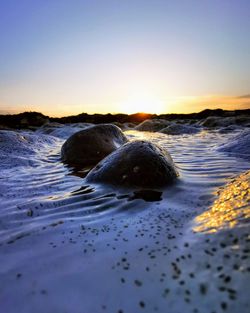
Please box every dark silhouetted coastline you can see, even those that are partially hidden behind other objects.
[0,108,249,130]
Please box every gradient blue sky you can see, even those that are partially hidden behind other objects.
[0,0,250,116]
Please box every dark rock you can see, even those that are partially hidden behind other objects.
[124,122,136,129]
[160,123,200,135]
[113,122,136,130]
[218,125,242,133]
[135,119,170,132]
[199,116,236,128]
[235,115,250,126]
[36,122,64,135]
[199,115,250,128]
[37,122,93,139]
[86,140,178,188]
[61,124,127,167]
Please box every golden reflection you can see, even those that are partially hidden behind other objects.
[193,170,250,233]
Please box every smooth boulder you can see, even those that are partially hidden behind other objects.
[61,124,128,166]
[160,123,200,135]
[135,119,170,132]
[86,140,178,188]
[198,115,250,128]
[37,122,93,139]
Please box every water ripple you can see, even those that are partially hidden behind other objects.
[0,130,249,244]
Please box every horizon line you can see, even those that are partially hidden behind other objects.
[1,107,249,119]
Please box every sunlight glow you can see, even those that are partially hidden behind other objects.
[118,92,165,114]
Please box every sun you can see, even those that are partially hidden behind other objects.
[118,94,165,114]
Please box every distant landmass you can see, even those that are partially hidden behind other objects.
[0,108,249,130]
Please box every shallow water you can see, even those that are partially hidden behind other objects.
[0,127,249,313]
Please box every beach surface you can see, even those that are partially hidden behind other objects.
[0,118,249,313]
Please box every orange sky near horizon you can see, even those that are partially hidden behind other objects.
[0,94,249,117]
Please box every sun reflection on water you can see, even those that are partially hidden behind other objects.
[193,170,250,233]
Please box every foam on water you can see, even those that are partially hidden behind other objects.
[0,127,249,313]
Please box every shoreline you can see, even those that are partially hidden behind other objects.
[0,108,249,130]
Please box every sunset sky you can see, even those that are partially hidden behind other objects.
[0,0,250,116]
